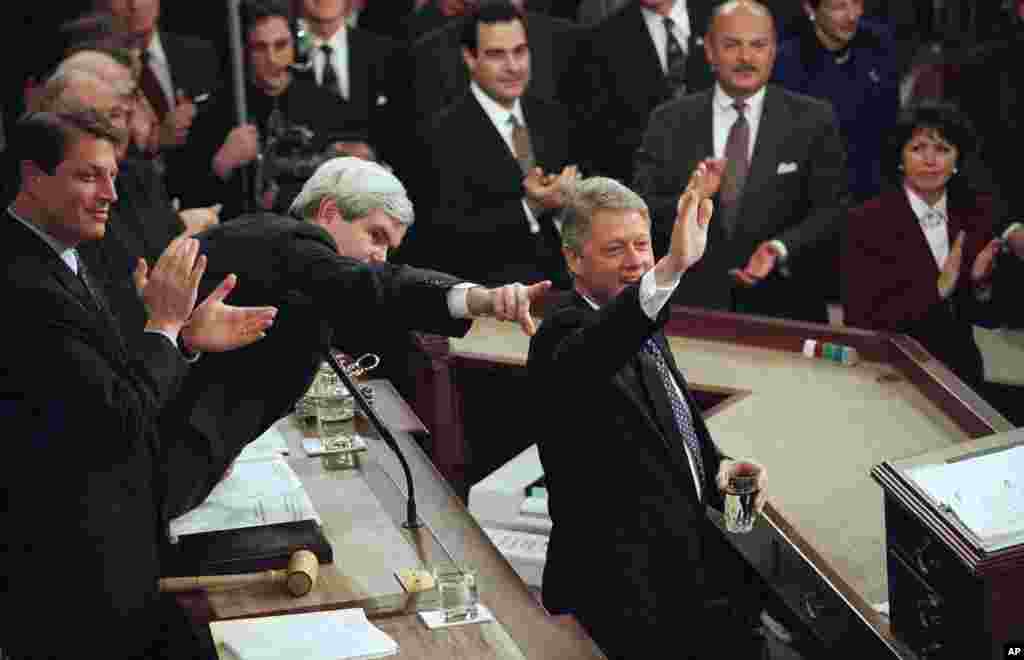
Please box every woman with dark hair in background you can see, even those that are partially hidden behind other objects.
[841,102,1005,392]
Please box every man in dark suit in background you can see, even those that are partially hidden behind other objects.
[399,2,577,287]
[294,0,408,166]
[529,166,768,660]
[635,0,847,322]
[572,0,715,183]
[97,0,222,202]
[408,0,579,121]
[1,108,275,659]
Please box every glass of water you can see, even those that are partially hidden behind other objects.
[724,462,762,534]
[432,564,479,622]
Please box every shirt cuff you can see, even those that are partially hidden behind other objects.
[145,328,200,362]
[768,239,788,260]
[639,268,682,320]
[447,282,476,319]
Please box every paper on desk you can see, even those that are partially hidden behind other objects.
[212,608,397,660]
[235,425,289,462]
[906,444,1024,552]
[169,454,319,540]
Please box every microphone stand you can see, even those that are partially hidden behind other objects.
[320,349,423,530]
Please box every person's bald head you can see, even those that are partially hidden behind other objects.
[705,1,776,99]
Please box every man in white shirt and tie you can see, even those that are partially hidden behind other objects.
[398,1,578,287]
[635,0,848,322]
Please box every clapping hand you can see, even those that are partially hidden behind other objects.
[181,274,278,353]
[971,237,1003,286]
[524,165,579,211]
[937,231,965,299]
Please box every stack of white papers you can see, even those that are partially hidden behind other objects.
[212,609,397,660]
[235,426,290,462]
[906,445,1024,552]
[169,454,319,541]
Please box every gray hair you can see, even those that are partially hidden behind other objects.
[561,176,649,253]
[29,68,114,114]
[289,156,415,227]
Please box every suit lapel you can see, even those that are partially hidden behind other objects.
[891,189,945,276]
[466,94,524,182]
[624,3,667,92]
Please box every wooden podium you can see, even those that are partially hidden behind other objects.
[873,428,1024,659]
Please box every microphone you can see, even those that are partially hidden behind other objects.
[320,347,423,530]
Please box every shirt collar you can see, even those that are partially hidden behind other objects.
[713,83,766,115]
[904,185,948,223]
[7,205,78,272]
[470,82,525,129]
[640,1,690,40]
[314,24,348,51]
[146,30,168,65]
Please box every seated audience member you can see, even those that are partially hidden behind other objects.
[97,0,222,202]
[408,0,578,122]
[166,154,553,466]
[634,0,847,322]
[572,0,716,183]
[293,0,407,165]
[399,2,577,287]
[1,108,275,660]
[529,166,769,660]
[773,0,899,205]
[187,0,364,218]
[841,103,1008,392]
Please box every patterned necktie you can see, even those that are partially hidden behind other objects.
[508,114,535,174]
[320,44,340,96]
[139,50,170,120]
[664,17,688,98]
[642,336,705,491]
[720,100,750,206]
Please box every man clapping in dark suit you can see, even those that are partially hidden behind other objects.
[529,163,768,660]
[635,0,847,322]
[399,1,578,287]
[0,108,275,659]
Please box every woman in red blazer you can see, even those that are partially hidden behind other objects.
[842,103,1003,389]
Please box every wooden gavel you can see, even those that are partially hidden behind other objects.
[159,550,319,597]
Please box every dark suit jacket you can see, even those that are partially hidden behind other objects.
[842,189,998,388]
[634,84,848,321]
[409,12,580,121]
[164,214,473,469]
[292,27,410,167]
[78,157,185,340]
[398,92,573,287]
[0,215,216,659]
[572,0,715,182]
[528,286,725,659]
[158,31,223,203]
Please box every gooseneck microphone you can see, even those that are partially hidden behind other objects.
[320,347,423,530]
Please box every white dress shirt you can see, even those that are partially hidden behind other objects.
[313,27,350,100]
[580,268,704,500]
[469,82,540,234]
[641,1,691,73]
[146,32,176,110]
[711,83,765,163]
[905,186,950,267]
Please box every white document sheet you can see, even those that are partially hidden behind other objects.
[169,454,319,540]
[212,608,397,660]
[906,444,1024,552]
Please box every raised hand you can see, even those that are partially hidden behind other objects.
[181,274,277,353]
[140,235,206,338]
[664,159,723,274]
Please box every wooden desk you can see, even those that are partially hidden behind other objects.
[187,380,605,660]
[415,307,1015,658]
